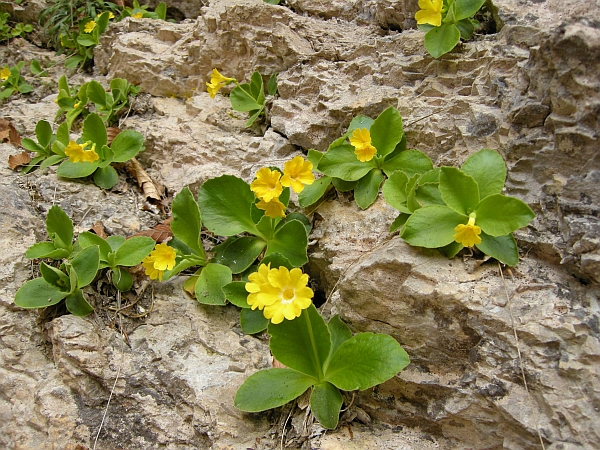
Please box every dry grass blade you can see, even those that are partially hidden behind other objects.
[134,217,173,243]
[8,152,31,170]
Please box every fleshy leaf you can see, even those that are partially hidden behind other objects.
[81,113,107,149]
[324,333,409,391]
[219,236,266,274]
[382,171,410,212]
[57,160,99,178]
[268,304,331,380]
[40,262,69,289]
[401,205,467,248]
[461,149,506,199]
[93,165,118,189]
[325,315,352,367]
[25,242,69,260]
[234,368,316,412]
[70,245,100,288]
[298,176,332,208]
[194,263,232,305]
[265,220,308,267]
[354,168,384,210]
[171,187,204,256]
[14,278,68,309]
[310,382,343,429]
[223,281,250,308]
[424,23,461,59]
[439,167,480,215]
[318,145,376,181]
[454,0,486,21]
[240,308,269,334]
[65,291,94,316]
[114,236,155,267]
[370,107,403,158]
[110,130,144,162]
[383,149,433,177]
[46,205,73,250]
[475,194,535,236]
[390,213,409,233]
[476,232,519,266]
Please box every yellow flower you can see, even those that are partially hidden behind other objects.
[245,265,314,324]
[453,215,482,248]
[74,101,81,109]
[256,197,286,219]
[415,0,443,27]
[64,140,99,163]
[205,68,235,99]
[250,167,283,202]
[131,12,144,19]
[280,156,315,193]
[97,12,115,19]
[141,243,177,282]
[349,128,377,162]
[0,67,10,81]
[84,21,96,33]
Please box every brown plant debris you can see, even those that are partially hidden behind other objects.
[126,157,167,212]
[8,151,31,170]
[134,217,173,243]
[0,118,21,146]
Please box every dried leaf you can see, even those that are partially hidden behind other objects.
[106,127,121,147]
[133,217,173,243]
[127,157,166,206]
[0,118,21,146]
[91,221,108,239]
[8,151,31,170]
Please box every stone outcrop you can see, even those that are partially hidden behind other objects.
[1,0,599,448]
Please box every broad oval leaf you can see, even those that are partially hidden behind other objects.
[219,236,266,274]
[171,187,204,256]
[114,236,155,267]
[93,165,118,189]
[266,220,308,267]
[318,145,375,181]
[35,120,53,148]
[110,130,144,162]
[439,167,479,215]
[70,245,100,288]
[230,84,262,112]
[325,315,352,367]
[370,107,404,158]
[476,232,519,266]
[461,149,506,199]
[223,281,250,308]
[240,307,269,334]
[81,113,107,149]
[25,242,65,259]
[198,175,258,236]
[475,194,535,236]
[77,231,112,261]
[46,205,73,251]
[65,291,94,316]
[234,368,316,412]
[455,0,486,21]
[40,262,69,289]
[324,333,409,391]
[310,382,343,429]
[194,263,232,305]
[383,149,433,177]
[354,168,384,210]
[382,171,410,212]
[424,23,461,59]
[298,176,332,208]
[86,80,107,107]
[268,304,331,380]
[401,205,467,248]
[14,278,68,308]
[57,160,99,178]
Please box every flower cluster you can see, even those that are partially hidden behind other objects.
[64,140,99,163]
[453,214,482,247]
[83,21,96,33]
[206,69,235,99]
[349,128,377,162]
[141,243,177,281]
[415,0,443,27]
[250,157,314,218]
[245,264,314,324]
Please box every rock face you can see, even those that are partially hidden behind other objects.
[1,0,599,449]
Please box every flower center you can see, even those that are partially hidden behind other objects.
[281,288,295,303]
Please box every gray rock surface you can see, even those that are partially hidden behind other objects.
[1,0,599,448]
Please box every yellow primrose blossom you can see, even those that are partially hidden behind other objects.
[245,265,314,324]
[349,128,377,162]
[256,197,286,219]
[206,68,235,99]
[250,167,283,202]
[141,243,177,282]
[131,12,144,19]
[281,156,315,193]
[83,21,96,33]
[0,66,10,81]
[97,12,115,19]
[64,140,99,163]
[453,215,482,248]
[415,0,443,27]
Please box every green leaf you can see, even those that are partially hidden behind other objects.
[324,333,410,391]
[267,72,278,96]
[87,80,107,107]
[65,56,83,69]
[21,138,44,154]
[110,130,144,162]
[475,194,535,236]
[18,83,34,94]
[35,120,53,148]
[29,60,47,76]
[46,205,73,250]
[439,167,480,215]
[93,165,118,189]
[194,263,232,305]
[382,171,411,213]
[268,304,330,379]
[65,291,94,316]
[223,281,250,308]
[155,2,167,20]
[221,237,266,274]
[307,149,325,167]
[230,85,262,112]
[245,107,264,127]
[401,205,467,248]
[310,382,343,429]
[57,160,99,178]
[81,113,107,149]
[390,213,409,233]
[0,88,15,100]
[354,168,384,210]
[298,176,332,208]
[439,240,464,258]
[330,178,356,193]
[240,308,269,334]
[318,145,375,181]
[476,232,519,266]
[266,220,308,267]
[456,17,476,40]
[14,278,68,308]
[326,315,352,365]
[112,267,133,291]
[171,187,204,256]
[40,154,66,170]
[39,262,69,289]
[70,245,99,288]
[235,368,315,412]
[347,115,375,134]
[415,183,444,207]
[114,236,155,266]
[261,252,294,270]
[249,71,265,102]
[106,235,126,251]
[198,175,258,236]
[370,107,403,158]
[461,149,506,200]
[424,23,461,59]
[76,33,97,46]
[383,149,433,177]
[454,0,486,21]
[25,242,69,260]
